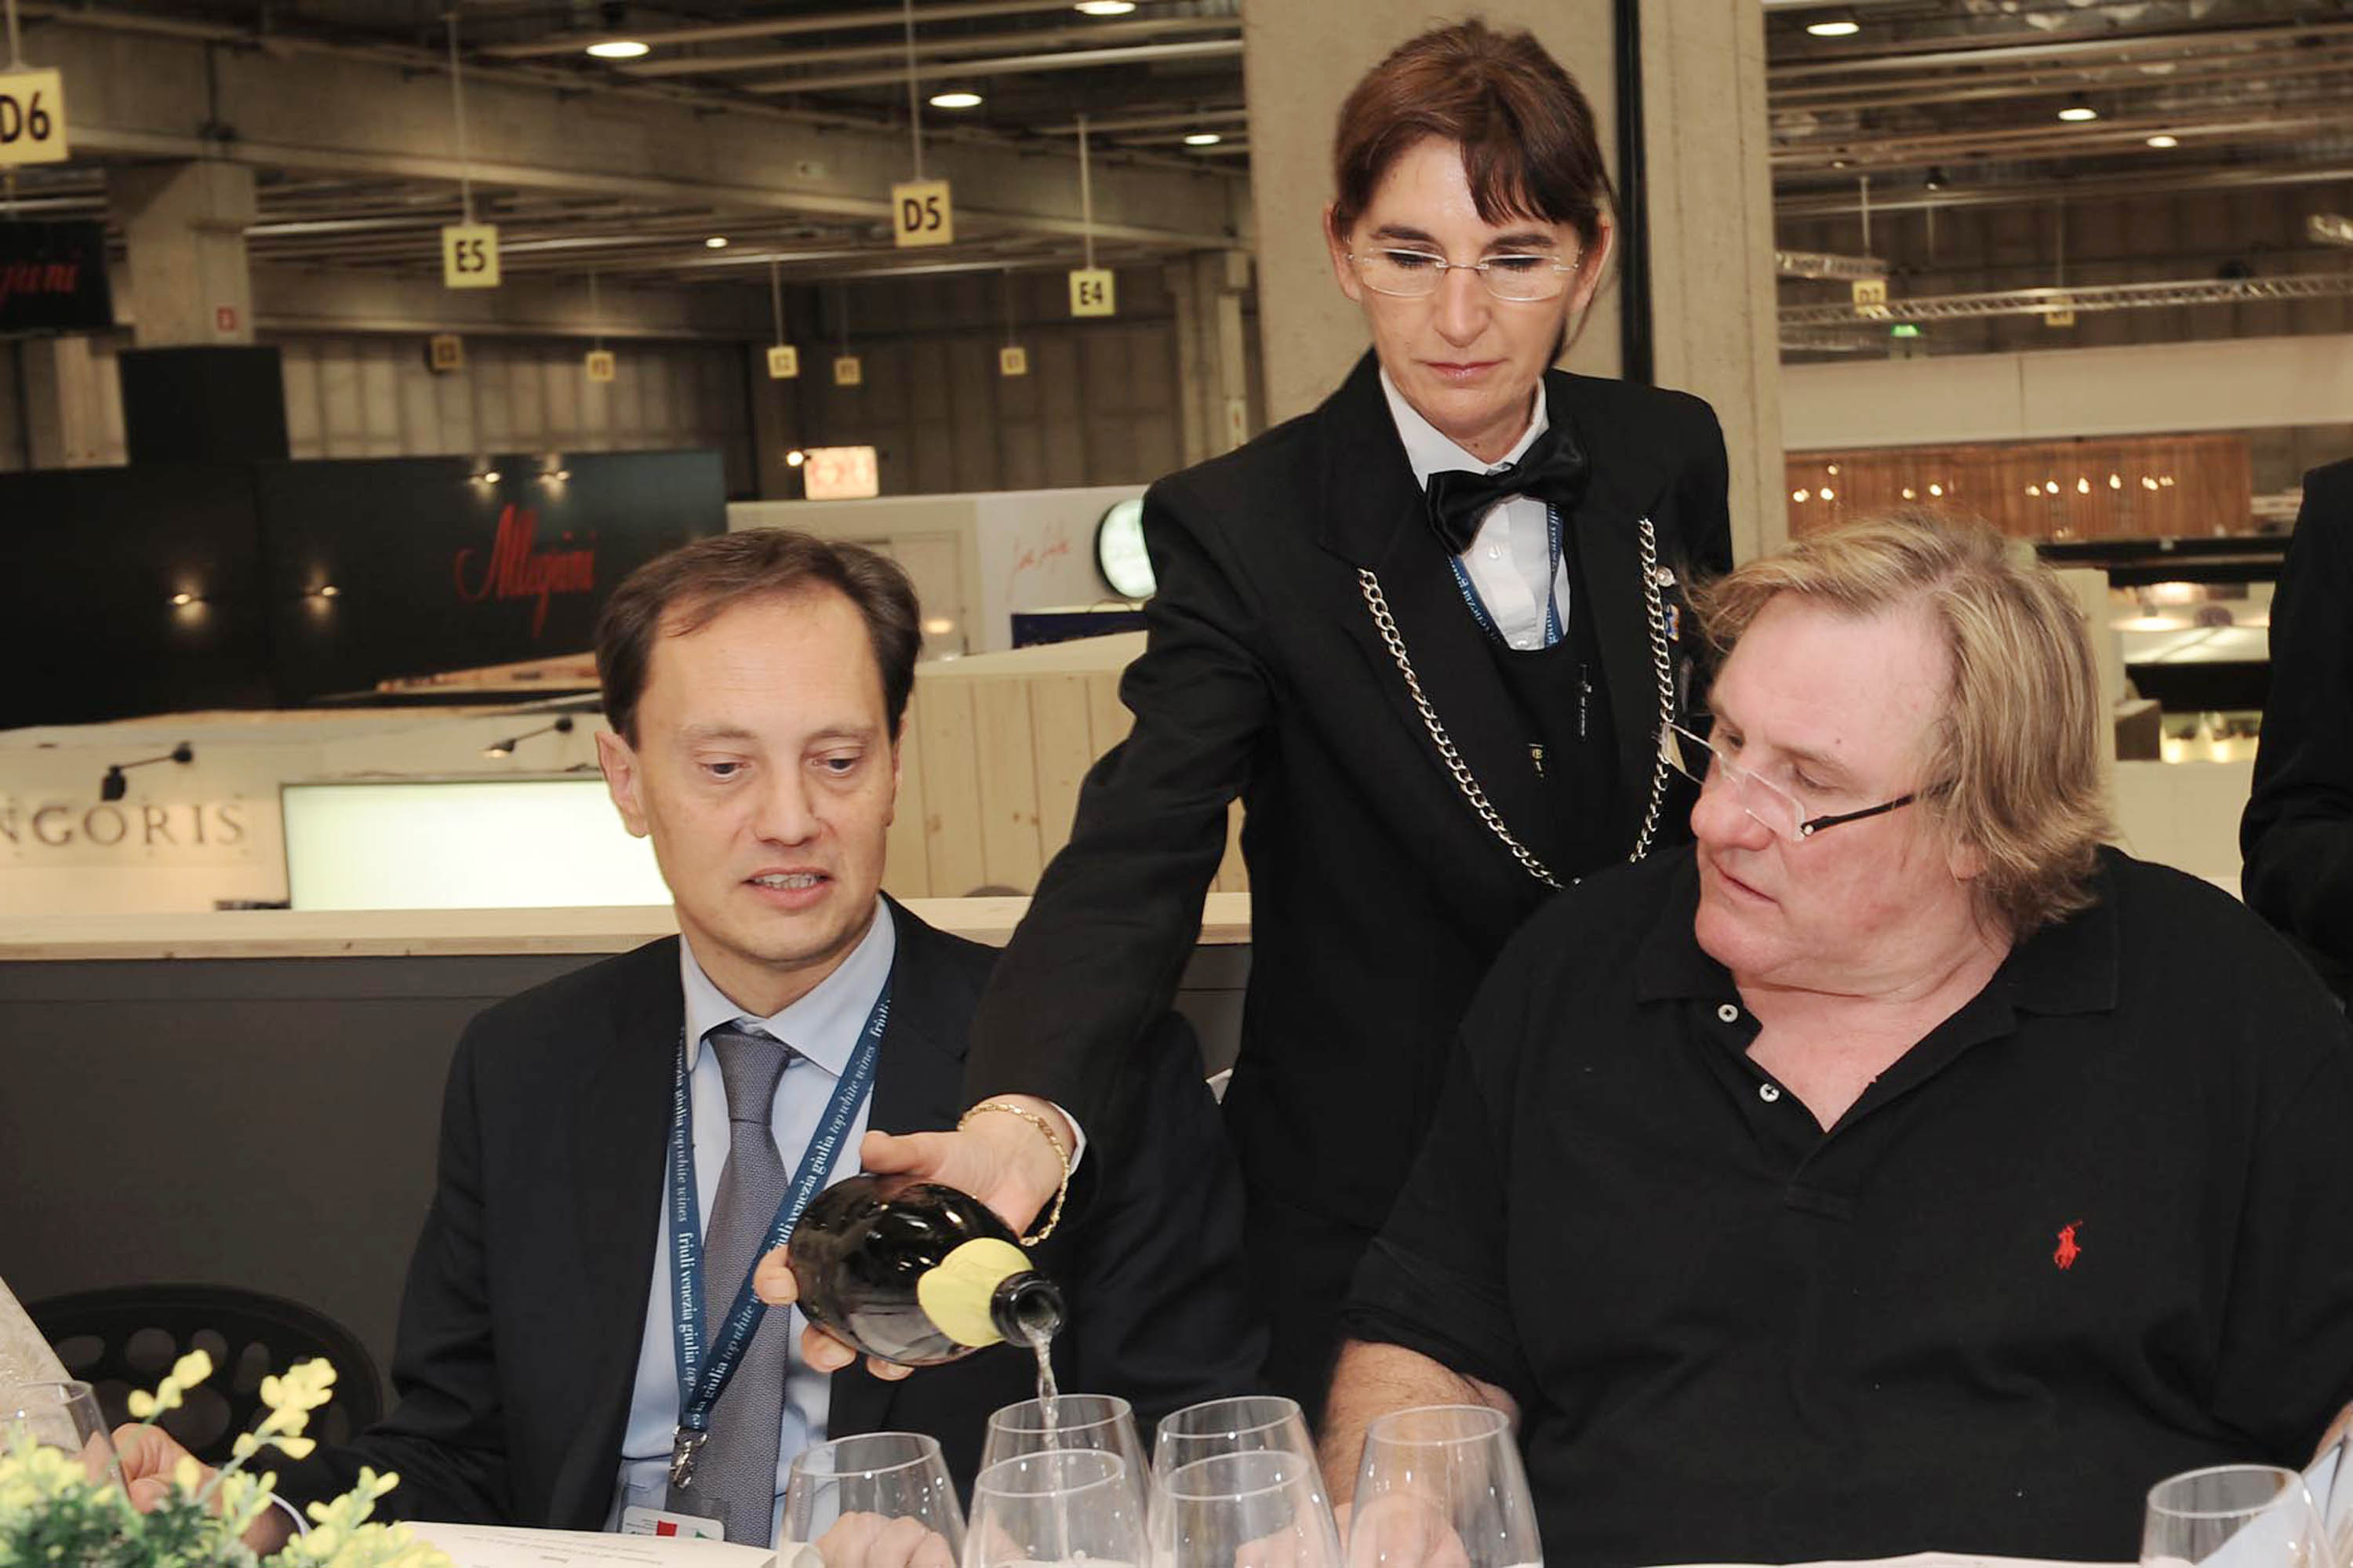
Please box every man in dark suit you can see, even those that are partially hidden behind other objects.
[116,531,1263,1550]
[2244,457,2353,1002]
[835,20,1733,1410]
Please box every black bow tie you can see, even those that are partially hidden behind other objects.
[1421,420,1591,555]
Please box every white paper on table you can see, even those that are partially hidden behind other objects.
[408,1522,777,1568]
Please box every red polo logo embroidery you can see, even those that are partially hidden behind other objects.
[2053,1220,2084,1271]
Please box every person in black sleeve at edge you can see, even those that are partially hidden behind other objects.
[795,18,1733,1414]
[2242,457,2353,1004]
[112,531,1264,1556]
[1323,512,2353,1566]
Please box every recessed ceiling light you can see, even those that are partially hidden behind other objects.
[704,235,729,249]
[1183,132,1222,146]
[1074,1,1136,13]
[586,39,651,60]
[2146,133,2179,148]
[929,90,984,108]
[1806,18,1860,36]
[2057,96,2099,122]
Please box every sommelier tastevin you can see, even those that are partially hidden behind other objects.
[832,19,1733,1408]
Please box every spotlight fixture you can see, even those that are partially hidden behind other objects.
[1929,483,1944,497]
[482,715,576,760]
[2146,133,2179,149]
[1923,166,1949,191]
[1806,15,1860,36]
[705,235,729,249]
[587,39,651,59]
[100,742,195,802]
[316,584,341,598]
[1184,132,1224,147]
[1074,1,1136,13]
[471,466,502,485]
[929,90,984,109]
[170,591,197,607]
[785,449,807,467]
[2057,96,2098,122]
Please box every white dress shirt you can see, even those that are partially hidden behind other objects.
[1379,368,1573,651]
[605,900,898,1545]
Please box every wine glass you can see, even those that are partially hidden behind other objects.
[2141,1464,2329,1568]
[963,1449,1146,1568]
[1346,1406,1539,1568]
[786,1432,966,1568]
[3,1380,126,1494]
[983,1395,1152,1519]
[1155,1450,1344,1568]
[1153,1397,1319,1489]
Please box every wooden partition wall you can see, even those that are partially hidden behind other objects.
[1785,434,2253,541]
[882,632,1249,900]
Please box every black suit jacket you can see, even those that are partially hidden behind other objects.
[968,354,1733,1232]
[2243,457,2353,1001]
[282,901,1264,1525]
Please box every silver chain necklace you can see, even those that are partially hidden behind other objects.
[1358,515,1677,891]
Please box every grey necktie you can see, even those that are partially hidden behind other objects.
[667,1024,795,1545]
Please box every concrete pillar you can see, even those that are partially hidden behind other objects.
[1167,249,1257,467]
[109,162,258,347]
[19,337,111,469]
[1242,0,1783,562]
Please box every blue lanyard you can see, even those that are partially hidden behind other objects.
[1448,504,1564,646]
[666,979,889,1470]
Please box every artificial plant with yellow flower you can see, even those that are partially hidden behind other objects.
[1,1350,449,1568]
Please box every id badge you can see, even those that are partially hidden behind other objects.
[620,1506,726,1541]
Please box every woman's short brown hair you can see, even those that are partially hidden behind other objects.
[1692,511,2114,939]
[1329,19,1613,247]
[595,529,921,746]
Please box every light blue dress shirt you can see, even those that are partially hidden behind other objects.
[603,899,899,1545]
[1380,368,1570,651]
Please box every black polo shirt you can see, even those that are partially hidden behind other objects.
[1347,846,2353,1568]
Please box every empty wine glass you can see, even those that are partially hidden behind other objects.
[964,1449,1146,1568]
[1347,1406,1538,1568]
[983,1395,1152,1519]
[3,1380,125,1494]
[2141,1464,2328,1568]
[787,1432,966,1568]
[1156,1450,1344,1568]
[1153,1397,1319,1489]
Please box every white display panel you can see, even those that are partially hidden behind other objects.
[283,778,670,911]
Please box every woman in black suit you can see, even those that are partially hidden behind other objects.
[827,18,1734,1411]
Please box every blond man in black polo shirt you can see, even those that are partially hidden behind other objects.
[1327,513,2353,1566]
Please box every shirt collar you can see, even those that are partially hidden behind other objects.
[1635,846,2121,1018]
[1378,366,1547,489]
[678,897,899,1079]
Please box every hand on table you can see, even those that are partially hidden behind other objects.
[1333,1493,1471,1568]
[800,1511,958,1568]
[754,1099,1071,1381]
[111,1424,296,1555]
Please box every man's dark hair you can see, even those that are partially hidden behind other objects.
[1329,19,1615,248]
[595,529,922,745]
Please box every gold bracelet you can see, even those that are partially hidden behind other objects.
[958,1099,1072,1245]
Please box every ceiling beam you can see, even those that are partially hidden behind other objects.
[620,16,1238,78]
[479,0,1165,60]
[740,38,1245,95]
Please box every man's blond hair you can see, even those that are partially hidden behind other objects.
[1693,511,2112,937]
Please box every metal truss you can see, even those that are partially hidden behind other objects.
[1780,270,2353,327]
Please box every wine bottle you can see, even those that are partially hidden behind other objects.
[787,1173,1067,1366]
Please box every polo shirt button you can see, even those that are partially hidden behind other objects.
[1717,1002,1740,1023]
[1758,1083,1782,1104]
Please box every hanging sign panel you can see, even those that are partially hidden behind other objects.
[1069,268,1116,318]
[767,344,801,380]
[834,355,864,387]
[0,69,68,166]
[0,220,114,333]
[891,180,955,249]
[1849,277,1889,319]
[442,224,502,289]
[998,345,1028,377]
[585,349,617,382]
[427,334,466,373]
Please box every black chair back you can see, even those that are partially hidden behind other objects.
[29,1284,383,1464]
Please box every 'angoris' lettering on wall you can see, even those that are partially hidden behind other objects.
[0,800,253,863]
